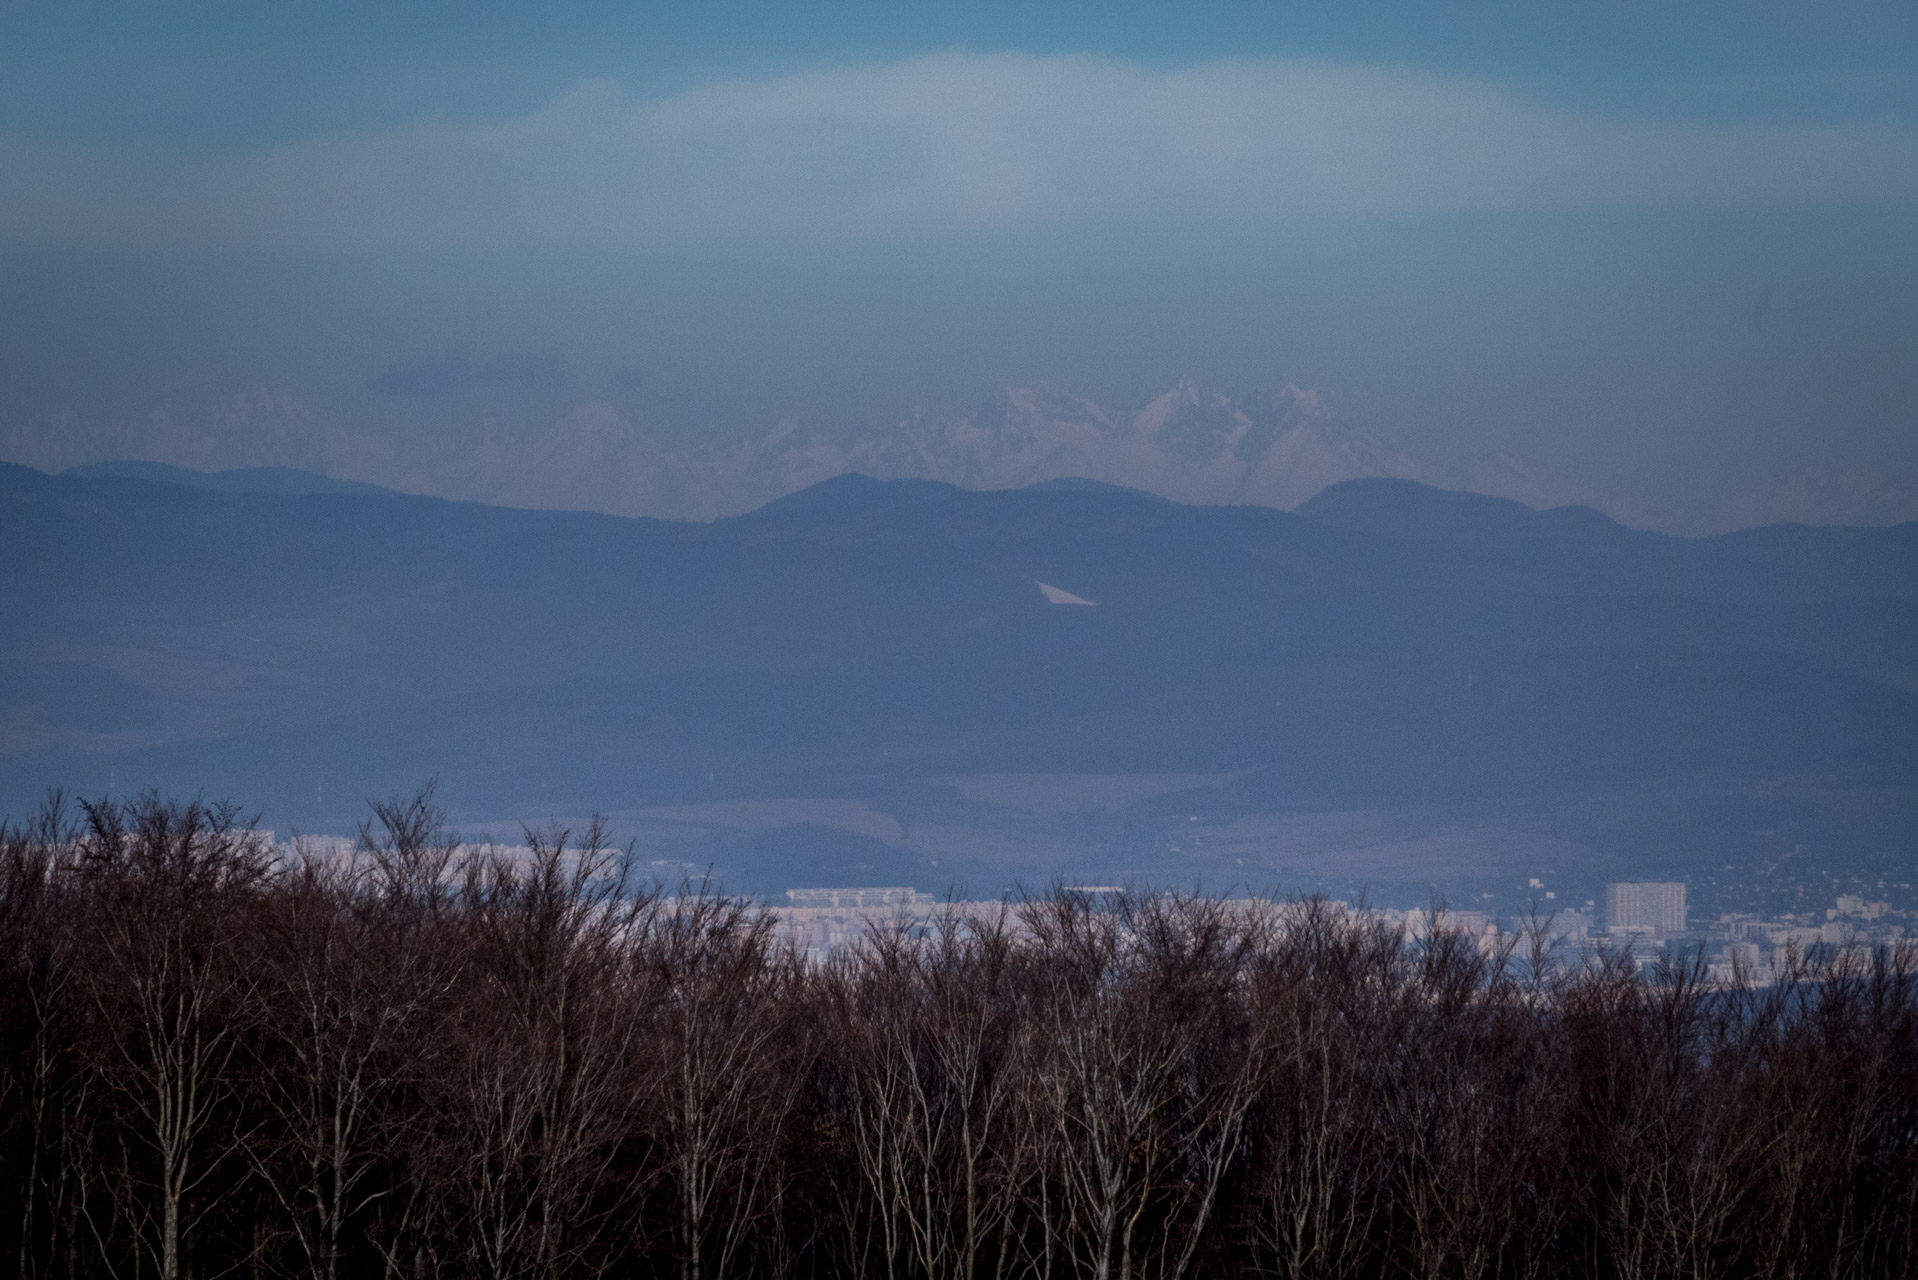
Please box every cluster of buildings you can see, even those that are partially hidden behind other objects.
[262,835,1916,984]
[1507,881,1910,984]
[774,887,944,959]
[761,883,1665,968]
[1695,899,1909,983]
[766,881,1914,980]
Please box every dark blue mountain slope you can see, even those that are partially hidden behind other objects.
[2,463,1913,897]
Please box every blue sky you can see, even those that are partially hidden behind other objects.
[2,1,1915,525]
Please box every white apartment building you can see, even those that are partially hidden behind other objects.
[1605,881,1687,936]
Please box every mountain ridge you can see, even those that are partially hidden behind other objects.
[16,379,1916,533]
[0,381,1609,527]
[4,465,1914,892]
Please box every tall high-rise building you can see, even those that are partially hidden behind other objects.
[1604,882,1687,935]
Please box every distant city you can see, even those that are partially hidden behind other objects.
[262,825,1918,978]
[754,879,1916,977]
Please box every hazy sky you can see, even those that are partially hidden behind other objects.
[2,0,1915,522]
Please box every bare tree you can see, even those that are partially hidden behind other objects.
[828,905,1033,1280]
[437,818,657,1280]
[647,884,804,1280]
[0,792,91,1280]
[1243,900,1394,1280]
[73,793,273,1280]
[244,786,464,1280]
[1019,890,1262,1280]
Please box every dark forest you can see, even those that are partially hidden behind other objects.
[1,790,1914,1280]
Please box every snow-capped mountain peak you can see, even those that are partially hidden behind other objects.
[42,379,1851,532]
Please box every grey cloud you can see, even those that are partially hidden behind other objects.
[367,352,472,397]
[4,53,1917,250]
[366,350,568,398]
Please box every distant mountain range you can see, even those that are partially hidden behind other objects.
[638,382,1581,523]
[16,380,1915,531]
[4,461,1914,904]
[204,379,1571,523]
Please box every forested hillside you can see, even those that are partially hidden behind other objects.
[5,464,1915,899]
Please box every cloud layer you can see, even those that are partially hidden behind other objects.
[7,53,1918,249]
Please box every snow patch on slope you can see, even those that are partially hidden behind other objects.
[1036,581,1097,606]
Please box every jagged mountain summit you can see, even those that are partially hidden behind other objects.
[464,381,1424,520]
[850,382,1373,509]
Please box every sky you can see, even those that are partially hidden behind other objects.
[2,0,1915,528]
